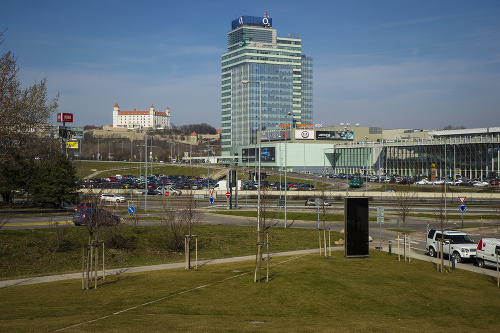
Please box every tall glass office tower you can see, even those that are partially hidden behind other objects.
[221,15,312,155]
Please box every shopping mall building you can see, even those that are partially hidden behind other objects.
[232,125,500,181]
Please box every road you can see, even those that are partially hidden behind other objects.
[3,193,499,254]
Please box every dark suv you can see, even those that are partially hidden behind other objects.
[73,208,120,226]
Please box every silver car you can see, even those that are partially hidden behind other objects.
[100,193,126,203]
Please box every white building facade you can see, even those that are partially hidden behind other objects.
[112,103,171,129]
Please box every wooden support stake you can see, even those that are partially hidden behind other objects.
[81,246,85,290]
[408,234,411,263]
[86,245,90,289]
[266,233,269,283]
[318,230,322,256]
[323,228,327,257]
[328,229,331,257]
[448,242,451,272]
[102,242,105,280]
[90,243,94,281]
[398,234,400,261]
[95,243,98,289]
[497,252,499,288]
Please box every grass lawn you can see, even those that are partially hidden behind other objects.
[72,160,226,179]
[213,210,379,222]
[1,250,499,332]
[0,225,341,280]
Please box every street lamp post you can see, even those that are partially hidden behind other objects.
[241,79,262,235]
[285,111,292,228]
[365,136,369,192]
[145,131,148,212]
[345,127,349,196]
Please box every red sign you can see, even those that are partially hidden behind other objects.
[164,191,169,197]
[225,192,231,198]
[57,113,73,123]
[458,197,466,204]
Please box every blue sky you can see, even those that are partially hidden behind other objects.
[1,0,499,130]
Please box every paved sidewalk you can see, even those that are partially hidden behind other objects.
[378,243,500,278]
[0,248,324,288]
[1,244,498,289]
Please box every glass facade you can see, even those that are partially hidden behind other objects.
[231,64,293,147]
[301,56,313,125]
[332,136,500,180]
[221,16,312,155]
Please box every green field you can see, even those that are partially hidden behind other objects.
[72,160,226,179]
[1,250,499,332]
[0,225,340,280]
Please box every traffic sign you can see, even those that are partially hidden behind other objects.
[458,196,466,204]
[376,206,385,224]
[128,206,135,214]
[209,196,214,205]
[164,191,169,197]
[225,192,231,198]
[209,187,214,196]
[459,204,466,212]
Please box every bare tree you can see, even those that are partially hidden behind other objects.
[156,188,199,254]
[433,186,449,272]
[395,185,416,260]
[0,49,59,163]
[47,214,70,252]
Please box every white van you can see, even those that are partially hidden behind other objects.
[476,238,500,269]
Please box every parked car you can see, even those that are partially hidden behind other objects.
[305,198,330,206]
[74,201,95,212]
[476,238,500,268]
[473,181,489,187]
[157,186,182,196]
[100,193,126,203]
[147,189,162,195]
[73,208,120,226]
[426,229,477,263]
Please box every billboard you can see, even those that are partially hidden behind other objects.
[232,15,272,30]
[295,130,314,140]
[57,113,73,123]
[241,147,275,163]
[344,197,369,258]
[66,142,79,149]
[261,130,289,142]
[315,130,354,141]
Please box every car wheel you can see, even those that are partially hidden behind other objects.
[428,247,436,257]
[452,252,462,263]
[478,259,485,268]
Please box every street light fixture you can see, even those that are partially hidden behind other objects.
[241,79,262,235]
